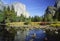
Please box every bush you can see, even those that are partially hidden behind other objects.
[24,21,31,25]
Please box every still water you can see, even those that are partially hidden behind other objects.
[25,29,46,41]
[15,29,46,41]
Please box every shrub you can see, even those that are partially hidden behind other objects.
[24,21,31,25]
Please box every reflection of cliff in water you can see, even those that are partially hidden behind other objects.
[14,28,46,41]
[14,29,29,41]
[0,24,46,41]
[0,25,60,41]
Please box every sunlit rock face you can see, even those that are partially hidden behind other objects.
[13,2,30,18]
[0,0,30,18]
[0,0,4,11]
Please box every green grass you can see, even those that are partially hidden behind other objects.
[6,22,40,26]
[50,23,60,27]
[6,22,60,27]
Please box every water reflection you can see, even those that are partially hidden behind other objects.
[1,26,60,41]
[25,29,46,41]
[14,29,29,41]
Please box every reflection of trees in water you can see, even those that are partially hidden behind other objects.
[45,29,60,41]
[0,22,29,41]
[1,23,60,41]
[0,24,17,41]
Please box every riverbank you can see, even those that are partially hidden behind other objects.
[0,22,60,41]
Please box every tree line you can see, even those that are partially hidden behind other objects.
[0,5,60,23]
[0,5,43,23]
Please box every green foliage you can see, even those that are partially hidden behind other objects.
[43,16,47,22]
[15,14,32,22]
[24,22,29,25]
[20,14,25,22]
[31,17,34,22]
[47,14,53,22]
[43,14,53,22]
[16,14,27,22]
[54,8,60,21]
[31,16,42,22]
[16,16,20,22]
[34,16,40,22]
[3,5,17,22]
[0,13,4,22]
[49,21,60,27]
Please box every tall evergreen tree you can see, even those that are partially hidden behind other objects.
[3,5,17,22]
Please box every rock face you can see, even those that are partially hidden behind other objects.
[43,0,60,21]
[55,0,60,8]
[0,0,4,11]
[45,6,56,16]
[13,2,30,18]
[0,0,30,18]
[44,0,60,18]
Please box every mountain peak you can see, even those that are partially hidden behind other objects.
[54,0,60,8]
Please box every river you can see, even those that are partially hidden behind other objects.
[0,26,60,41]
[25,29,46,41]
[14,29,46,41]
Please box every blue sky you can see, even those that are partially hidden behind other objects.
[2,0,56,16]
